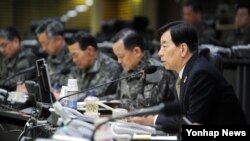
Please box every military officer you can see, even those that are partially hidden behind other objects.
[0,26,34,91]
[183,1,218,45]
[36,19,73,88]
[111,29,175,110]
[220,4,250,46]
[68,31,122,100]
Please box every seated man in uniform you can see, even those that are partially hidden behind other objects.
[220,4,250,46]
[110,29,175,111]
[0,26,34,92]
[68,31,122,99]
[183,0,217,45]
[36,19,74,95]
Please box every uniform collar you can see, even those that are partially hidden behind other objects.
[84,51,102,74]
[4,49,21,68]
[123,51,149,75]
[51,44,67,63]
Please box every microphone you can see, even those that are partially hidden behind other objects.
[1,66,36,86]
[91,101,181,141]
[143,66,157,74]
[60,68,71,75]
[140,65,158,98]
[58,66,157,102]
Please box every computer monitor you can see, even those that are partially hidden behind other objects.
[36,58,56,104]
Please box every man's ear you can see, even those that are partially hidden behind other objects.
[180,43,189,57]
[87,46,95,56]
[12,37,19,49]
[133,46,142,57]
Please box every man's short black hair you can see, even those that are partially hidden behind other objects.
[236,3,250,15]
[68,31,98,50]
[158,21,198,53]
[35,19,64,38]
[111,29,145,51]
[184,0,203,13]
[0,26,21,41]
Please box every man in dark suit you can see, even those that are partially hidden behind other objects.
[130,21,247,126]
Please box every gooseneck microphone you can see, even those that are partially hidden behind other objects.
[1,66,36,86]
[143,65,157,74]
[58,66,157,102]
[60,68,71,75]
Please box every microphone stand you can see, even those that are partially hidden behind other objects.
[1,66,36,86]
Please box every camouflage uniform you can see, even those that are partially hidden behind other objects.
[46,45,73,88]
[0,51,33,91]
[195,22,217,45]
[70,52,122,100]
[220,27,250,47]
[115,52,176,111]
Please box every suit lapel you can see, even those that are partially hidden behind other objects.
[179,52,199,102]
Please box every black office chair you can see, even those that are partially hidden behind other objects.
[199,48,224,73]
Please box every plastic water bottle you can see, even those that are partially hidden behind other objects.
[60,86,68,106]
[84,90,100,118]
[52,82,60,93]
[66,79,78,109]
